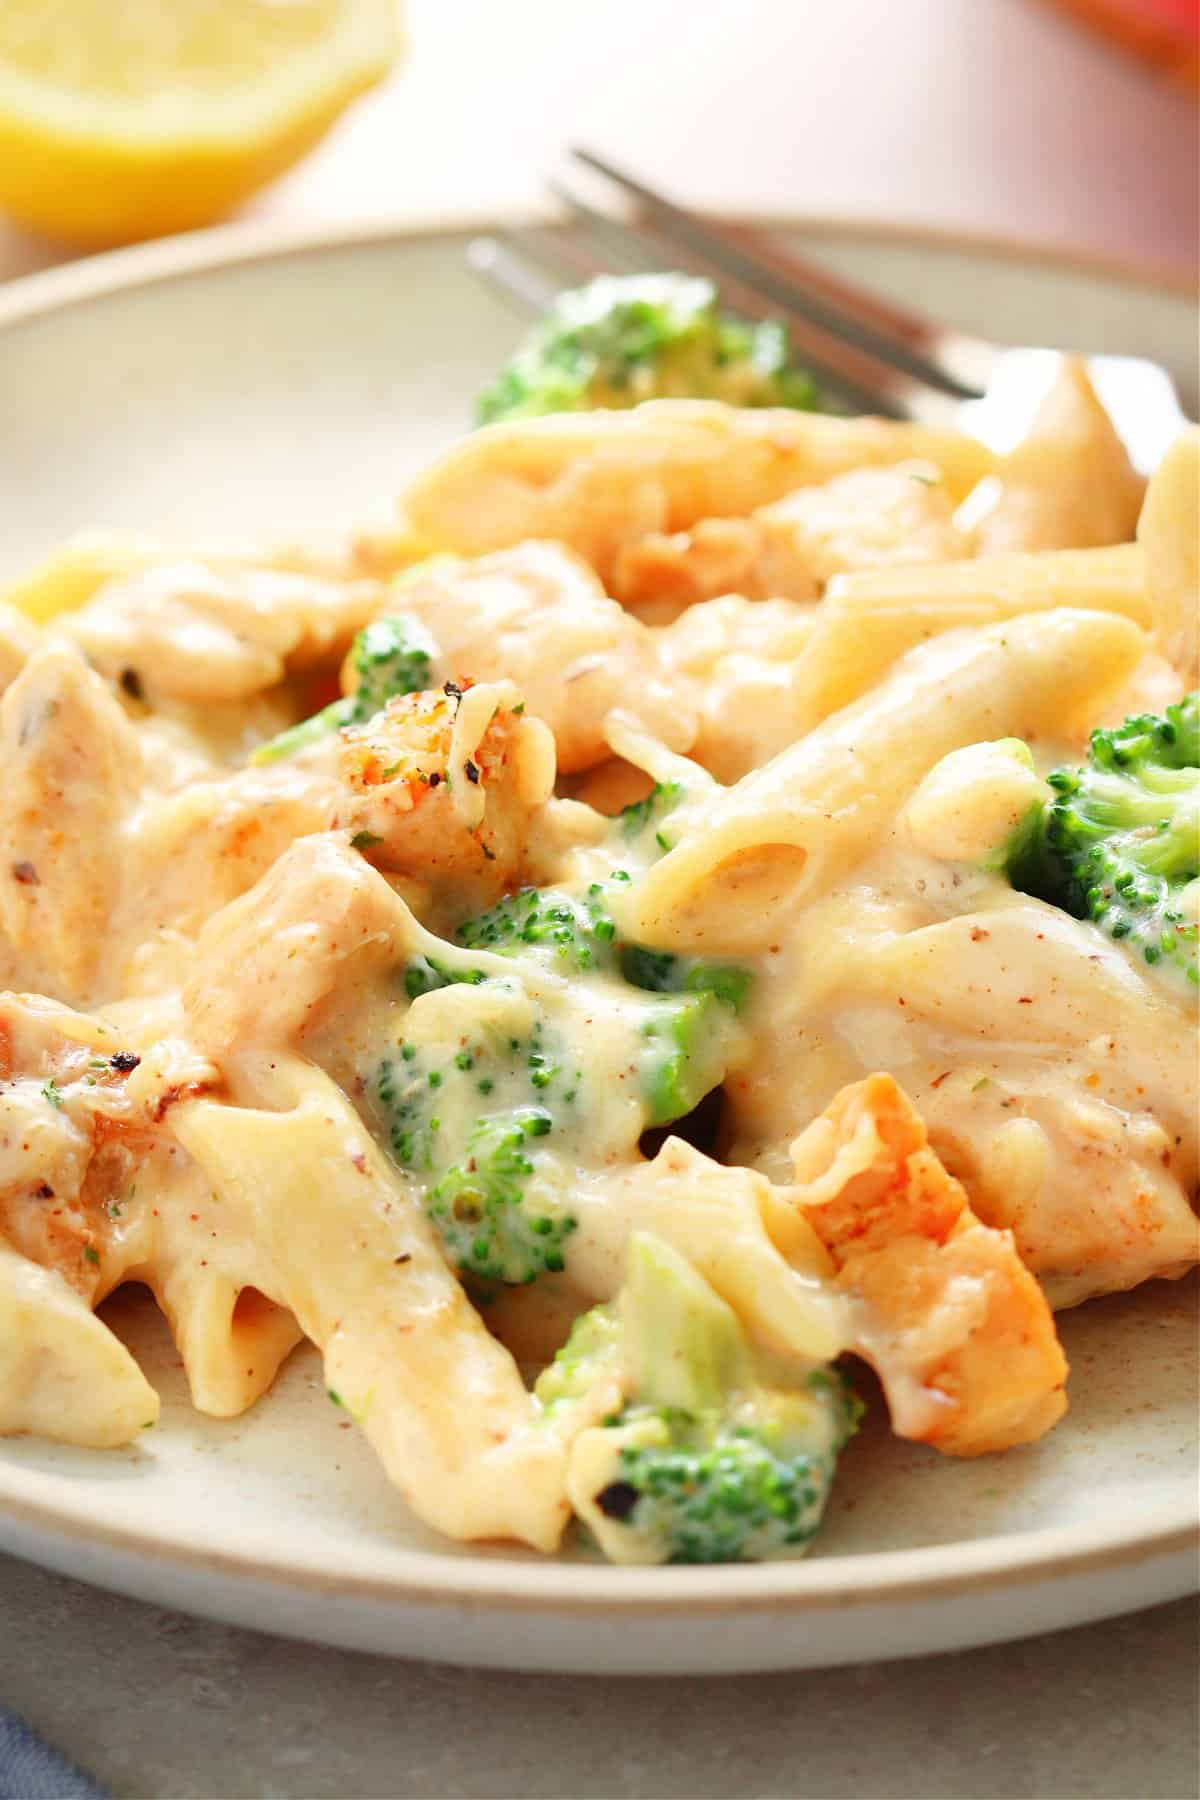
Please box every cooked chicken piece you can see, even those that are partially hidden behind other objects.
[656,595,815,780]
[915,1069,1200,1311]
[969,360,1144,555]
[0,992,302,1430]
[1137,427,1199,680]
[121,765,339,945]
[0,992,213,1299]
[0,647,145,1003]
[132,681,549,948]
[615,461,972,615]
[401,401,995,588]
[780,1074,1068,1455]
[62,559,381,702]
[729,894,1199,1311]
[0,604,38,697]
[333,679,555,912]
[390,541,696,772]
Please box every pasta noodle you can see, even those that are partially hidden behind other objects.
[0,385,1193,1564]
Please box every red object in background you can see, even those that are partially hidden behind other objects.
[1042,0,1200,89]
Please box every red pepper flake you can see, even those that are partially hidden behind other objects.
[929,1071,951,1089]
[1017,996,1034,1004]
[969,926,989,942]
[11,861,38,886]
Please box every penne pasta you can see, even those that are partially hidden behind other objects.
[402,400,996,584]
[614,607,1145,952]
[0,376,1192,1567]
[172,1060,572,1550]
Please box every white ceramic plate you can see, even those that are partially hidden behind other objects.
[0,221,1196,1675]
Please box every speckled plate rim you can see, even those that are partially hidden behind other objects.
[0,214,1196,1629]
[0,1461,1195,1613]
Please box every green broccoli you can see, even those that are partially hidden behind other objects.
[477,272,822,425]
[455,877,750,1014]
[426,1108,577,1284]
[457,882,621,971]
[1011,693,1199,987]
[251,613,440,764]
[639,991,737,1127]
[619,779,687,855]
[374,989,585,1285]
[372,886,751,1284]
[619,946,751,1014]
[538,1233,860,1564]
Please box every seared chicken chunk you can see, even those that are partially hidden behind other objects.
[389,543,696,772]
[616,461,971,615]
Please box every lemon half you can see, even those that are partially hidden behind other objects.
[0,1,401,247]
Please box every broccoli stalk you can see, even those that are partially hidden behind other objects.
[1011,693,1199,987]
[251,614,440,764]
[538,1233,860,1564]
[477,272,822,425]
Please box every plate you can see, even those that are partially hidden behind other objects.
[0,219,1196,1674]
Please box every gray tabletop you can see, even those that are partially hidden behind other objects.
[1,1553,1195,1800]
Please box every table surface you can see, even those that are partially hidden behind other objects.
[1,2,1197,1795]
[0,1554,1195,1800]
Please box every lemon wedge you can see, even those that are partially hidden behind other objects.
[0,1,401,247]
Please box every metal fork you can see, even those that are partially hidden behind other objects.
[468,146,1189,472]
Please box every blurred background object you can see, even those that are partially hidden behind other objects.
[0,0,402,248]
[1040,0,1199,88]
[0,0,1195,283]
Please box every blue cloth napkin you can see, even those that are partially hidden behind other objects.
[0,1711,106,1800]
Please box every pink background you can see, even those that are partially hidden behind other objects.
[1,0,1196,286]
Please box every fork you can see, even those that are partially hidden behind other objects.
[468,146,1189,473]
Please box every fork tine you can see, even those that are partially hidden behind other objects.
[570,146,985,401]
[467,237,561,316]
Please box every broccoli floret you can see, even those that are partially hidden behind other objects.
[543,1234,860,1564]
[477,272,822,425]
[456,878,751,1018]
[252,613,439,763]
[455,882,750,1127]
[457,882,619,971]
[426,1107,576,1284]
[1011,693,1199,987]
[536,1304,623,1417]
[619,779,687,854]
[374,994,586,1284]
[373,886,751,1285]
